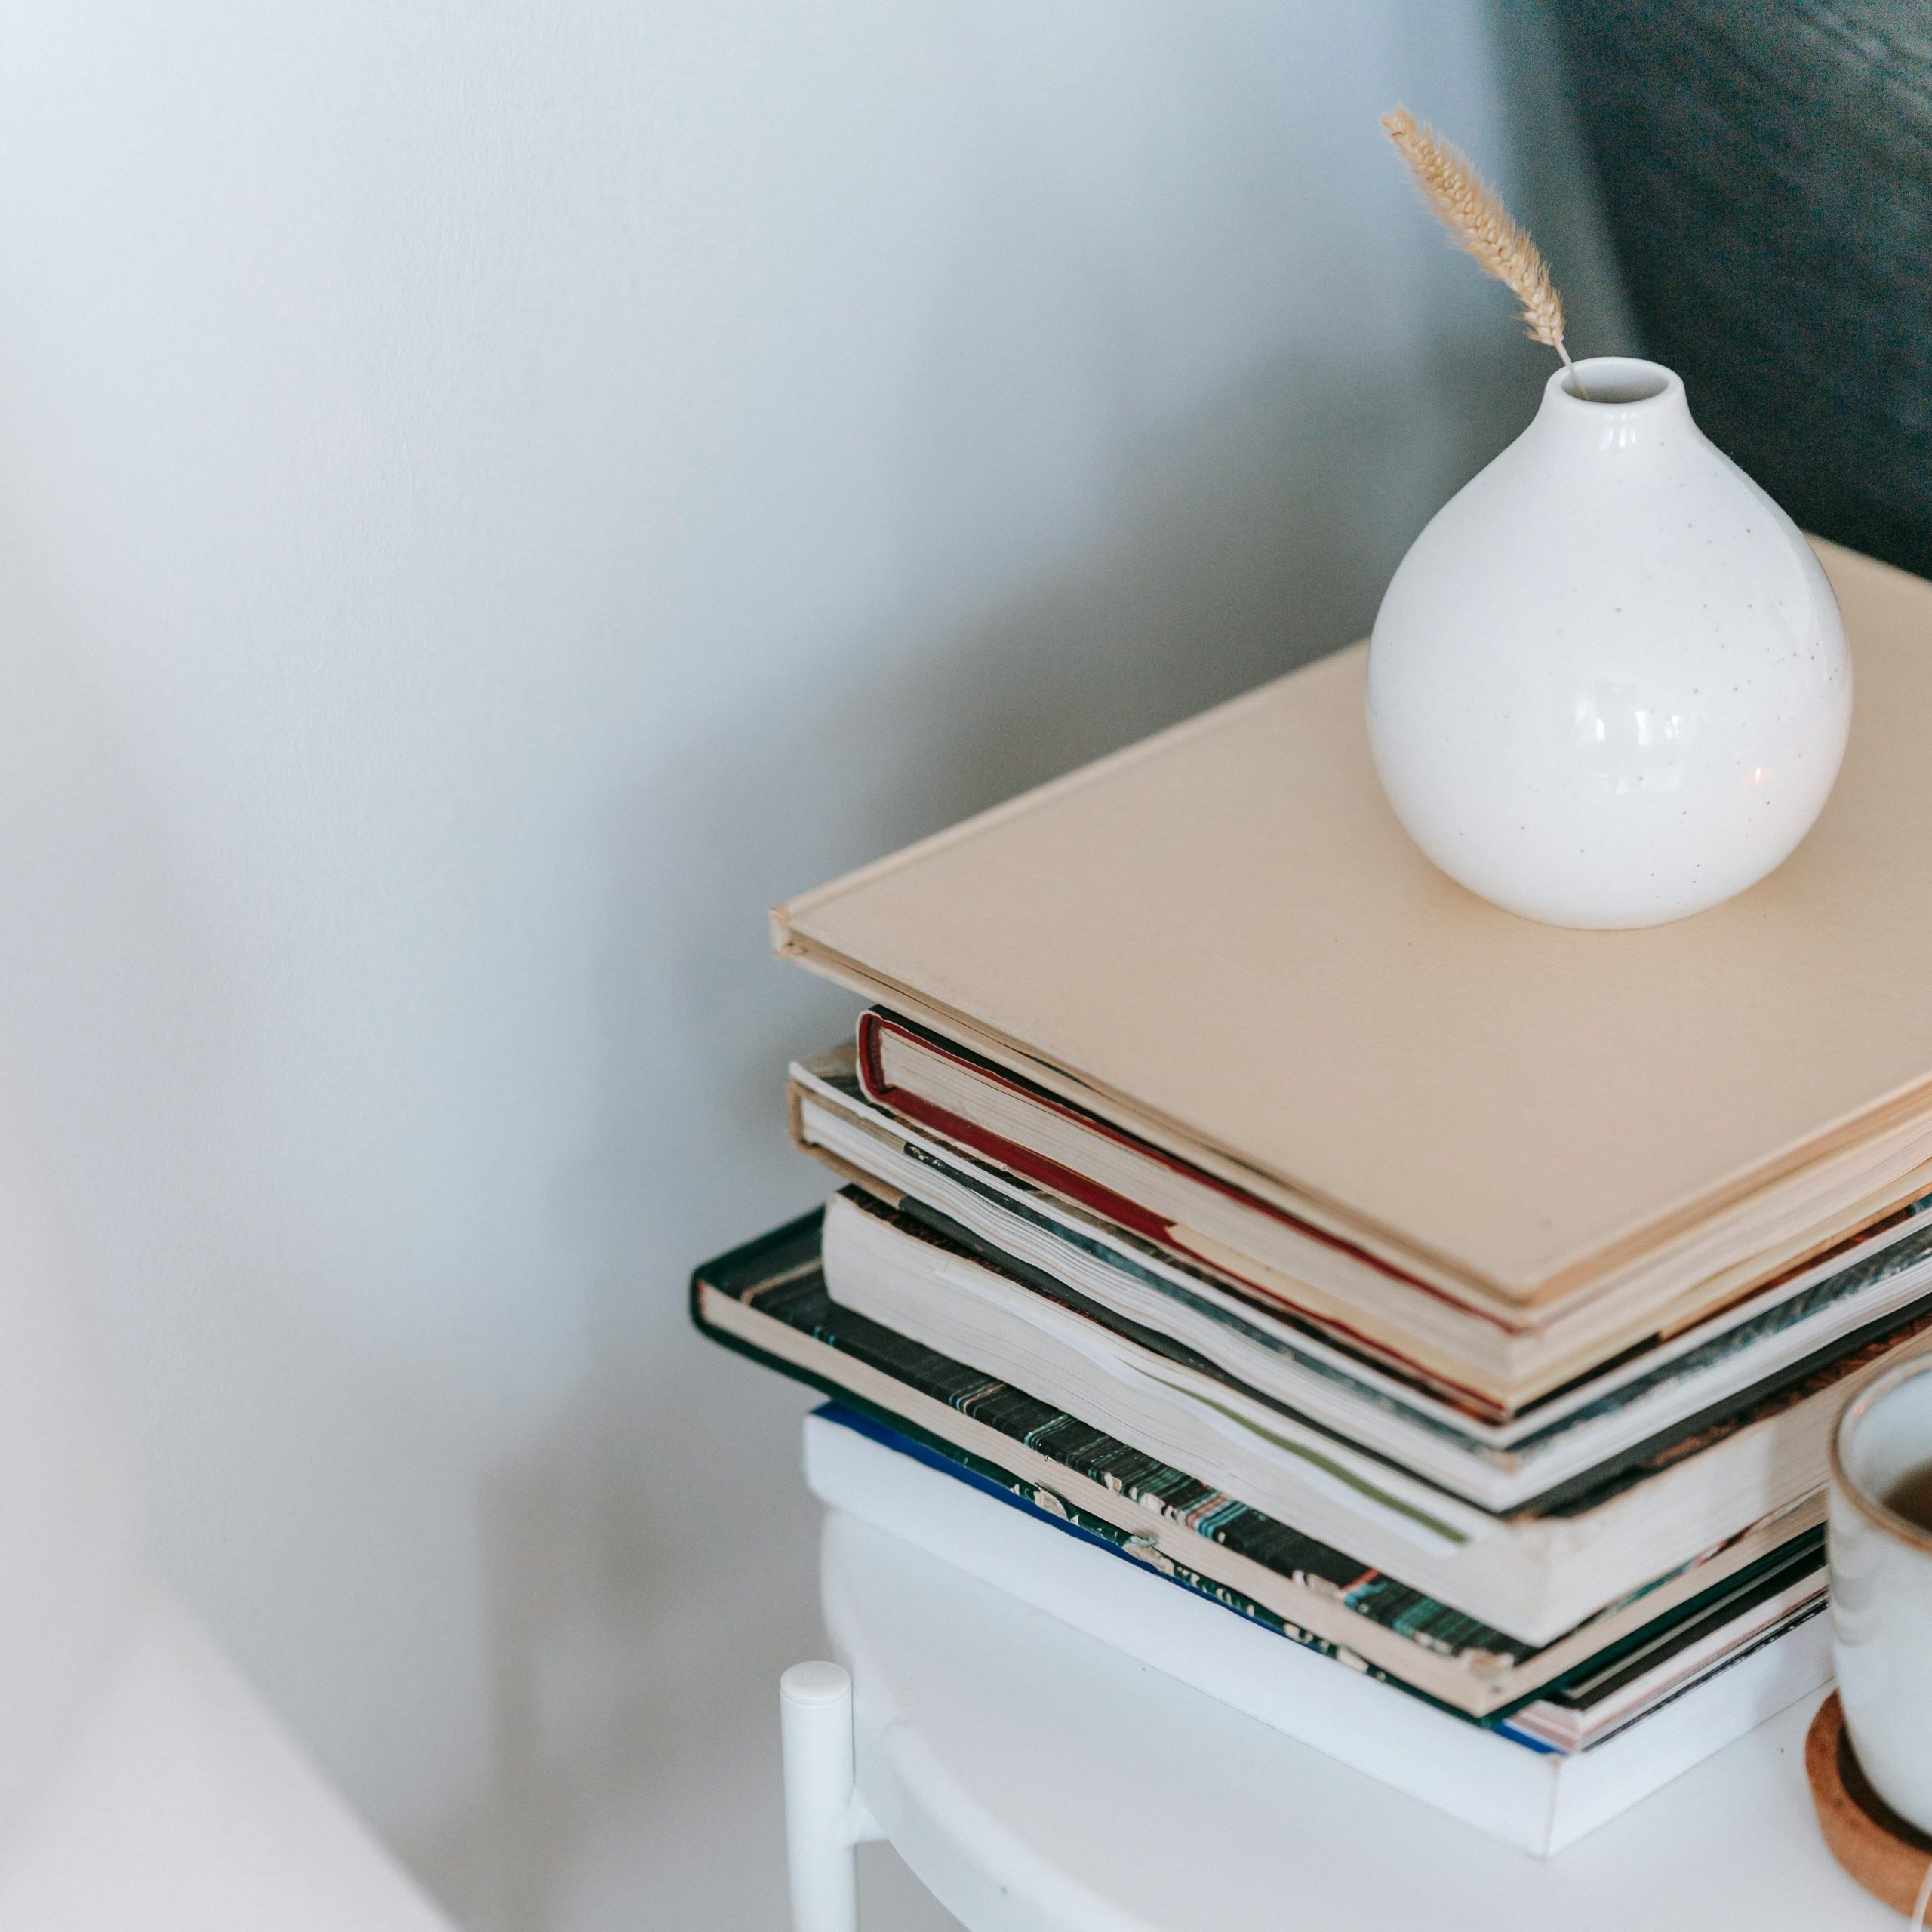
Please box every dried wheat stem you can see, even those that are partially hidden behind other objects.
[1381,106,1589,400]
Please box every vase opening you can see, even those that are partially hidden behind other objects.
[1561,359,1671,405]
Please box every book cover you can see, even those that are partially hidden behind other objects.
[691,1210,1826,1706]
[848,1009,1932,1404]
[774,541,1932,1315]
[794,1044,1932,1506]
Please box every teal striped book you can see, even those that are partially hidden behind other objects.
[691,1210,1820,1718]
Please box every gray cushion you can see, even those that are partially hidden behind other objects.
[1549,1,1932,576]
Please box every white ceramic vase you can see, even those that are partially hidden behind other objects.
[1366,356,1852,928]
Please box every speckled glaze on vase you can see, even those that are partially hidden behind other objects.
[1366,356,1852,928]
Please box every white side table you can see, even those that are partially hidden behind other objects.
[783,1512,1893,1932]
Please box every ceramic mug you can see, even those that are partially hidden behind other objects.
[1830,1350,1932,1833]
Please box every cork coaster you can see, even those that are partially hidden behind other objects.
[1808,1693,1932,1915]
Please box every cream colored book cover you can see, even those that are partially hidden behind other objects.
[774,543,1932,1309]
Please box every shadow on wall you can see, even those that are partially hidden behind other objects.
[0,2,1641,1925]
[412,327,1551,1928]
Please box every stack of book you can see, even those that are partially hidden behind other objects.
[694,540,1932,1856]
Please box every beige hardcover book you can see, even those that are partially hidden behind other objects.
[774,541,1932,1327]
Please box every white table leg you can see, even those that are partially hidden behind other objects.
[781,1662,882,1932]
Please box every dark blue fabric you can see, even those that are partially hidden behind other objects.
[1547,1,1932,576]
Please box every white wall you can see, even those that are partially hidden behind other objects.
[0,3,1623,1924]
